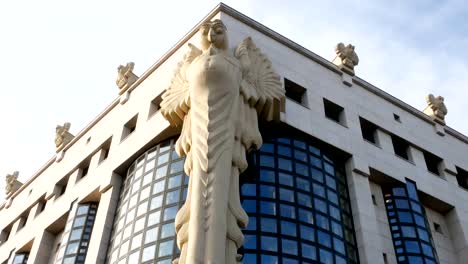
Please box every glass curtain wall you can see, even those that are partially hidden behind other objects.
[106,139,188,264]
[54,202,98,264]
[240,136,359,264]
[107,135,359,264]
[383,180,439,264]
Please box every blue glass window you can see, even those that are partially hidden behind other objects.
[281,221,297,237]
[240,136,358,263]
[261,236,278,251]
[261,218,277,233]
[384,180,439,264]
[282,239,298,255]
[302,244,316,260]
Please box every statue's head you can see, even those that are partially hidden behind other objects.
[200,19,228,50]
[437,96,444,102]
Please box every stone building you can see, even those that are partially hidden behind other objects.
[1,3,467,264]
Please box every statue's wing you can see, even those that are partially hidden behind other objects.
[426,94,435,104]
[160,44,201,126]
[235,37,285,121]
[336,42,345,54]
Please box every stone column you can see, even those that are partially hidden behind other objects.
[84,173,122,264]
[28,230,55,264]
[346,156,385,264]
[446,201,468,263]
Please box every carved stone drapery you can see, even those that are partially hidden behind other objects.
[333,42,359,75]
[5,171,22,196]
[116,62,138,94]
[160,19,285,264]
[424,94,448,124]
[55,122,74,152]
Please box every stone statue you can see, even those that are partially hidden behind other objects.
[5,171,22,196]
[55,122,74,151]
[424,94,447,124]
[116,62,138,92]
[160,19,285,264]
[333,42,359,75]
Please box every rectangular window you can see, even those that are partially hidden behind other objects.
[16,214,28,232]
[390,135,410,161]
[148,92,163,118]
[98,137,112,164]
[54,176,69,198]
[284,78,307,106]
[0,226,12,245]
[121,114,138,141]
[359,117,378,144]
[422,151,442,176]
[323,98,346,125]
[456,166,468,189]
[35,197,47,217]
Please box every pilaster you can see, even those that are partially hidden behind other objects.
[28,230,55,264]
[346,157,384,264]
[84,174,122,264]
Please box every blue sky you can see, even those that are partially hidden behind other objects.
[1,0,467,200]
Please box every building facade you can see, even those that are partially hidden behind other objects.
[1,4,468,264]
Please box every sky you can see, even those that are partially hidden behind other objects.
[1,0,467,201]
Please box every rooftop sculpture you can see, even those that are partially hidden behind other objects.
[333,42,359,75]
[424,94,448,124]
[55,122,74,152]
[116,62,138,93]
[160,19,285,264]
[5,171,22,196]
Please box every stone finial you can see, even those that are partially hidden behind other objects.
[116,62,138,94]
[55,122,74,152]
[333,42,359,75]
[423,94,447,124]
[5,171,22,196]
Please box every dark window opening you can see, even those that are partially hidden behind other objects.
[284,78,307,106]
[0,226,11,245]
[359,117,378,144]
[39,201,46,213]
[77,158,91,181]
[148,92,163,118]
[371,194,377,205]
[390,135,410,160]
[422,151,442,176]
[456,167,468,190]
[55,177,69,198]
[433,222,442,234]
[393,113,401,122]
[324,98,345,125]
[35,197,47,217]
[98,137,112,164]
[121,114,138,141]
[17,215,28,232]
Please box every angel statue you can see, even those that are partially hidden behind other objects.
[116,62,138,91]
[333,42,359,75]
[160,19,285,264]
[5,171,22,196]
[424,94,448,123]
[55,122,74,151]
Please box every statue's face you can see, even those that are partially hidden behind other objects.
[207,23,226,49]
